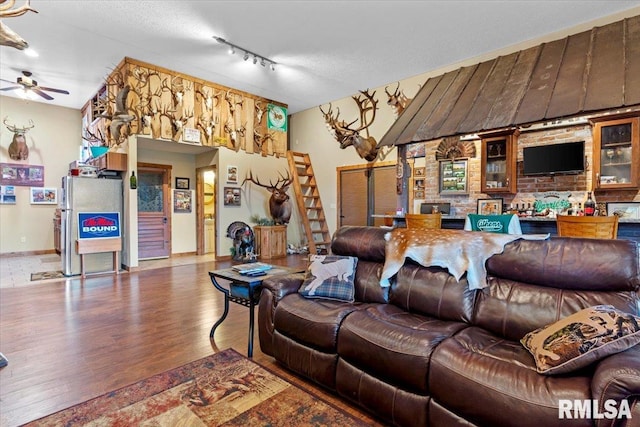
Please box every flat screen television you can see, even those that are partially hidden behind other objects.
[522,141,585,176]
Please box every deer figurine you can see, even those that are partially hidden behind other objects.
[4,117,35,160]
[319,89,380,162]
[243,170,293,225]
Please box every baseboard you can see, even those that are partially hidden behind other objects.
[0,249,57,258]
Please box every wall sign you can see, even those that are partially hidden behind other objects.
[0,163,44,187]
[78,212,121,239]
[267,104,287,132]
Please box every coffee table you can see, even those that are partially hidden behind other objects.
[208,265,304,357]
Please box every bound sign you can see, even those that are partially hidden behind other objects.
[78,212,121,239]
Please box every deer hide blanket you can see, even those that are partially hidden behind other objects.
[380,228,548,290]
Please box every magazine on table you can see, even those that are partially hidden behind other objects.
[232,262,273,275]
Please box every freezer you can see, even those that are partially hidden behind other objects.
[60,176,123,276]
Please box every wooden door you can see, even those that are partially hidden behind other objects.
[372,165,397,226]
[338,168,368,227]
[137,163,172,259]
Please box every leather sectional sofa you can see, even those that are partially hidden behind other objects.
[258,226,640,426]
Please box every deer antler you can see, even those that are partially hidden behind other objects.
[0,0,37,17]
[243,169,292,191]
[3,117,34,134]
[83,126,106,146]
[351,89,378,138]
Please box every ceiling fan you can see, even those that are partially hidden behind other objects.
[0,70,69,100]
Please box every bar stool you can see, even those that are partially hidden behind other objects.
[556,215,618,239]
[405,213,442,229]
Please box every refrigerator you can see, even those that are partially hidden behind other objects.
[60,176,123,276]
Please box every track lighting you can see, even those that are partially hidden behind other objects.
[213,36,277,71]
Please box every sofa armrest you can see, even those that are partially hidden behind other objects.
[591,344,640,427]
[258,273,305,357]
[261,273,305,301]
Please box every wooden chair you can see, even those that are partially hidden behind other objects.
[405,213,442,229]
[556,215,619,239]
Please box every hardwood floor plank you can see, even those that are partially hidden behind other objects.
[0,255,382,426]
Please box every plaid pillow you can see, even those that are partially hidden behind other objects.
[299,255,357,302]
[521,305,640,375]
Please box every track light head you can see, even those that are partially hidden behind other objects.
[252,56,257,65]
[270,63,276,71]
[243,52,249,61]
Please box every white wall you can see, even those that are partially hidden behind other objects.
[0,96,82,253]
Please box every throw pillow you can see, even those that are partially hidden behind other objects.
[299,255,357,302]
[521,305,640,375]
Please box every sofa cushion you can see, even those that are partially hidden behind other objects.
[273,294,364,352]
[521,305,640,375]
[337,304,467,394]
[299,255,357,302]
[429,327,592,427]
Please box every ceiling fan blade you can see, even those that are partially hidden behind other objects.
[0,86,21,91]
[37,86,70,95]
[32,88,54,100]
[0,78,16,84]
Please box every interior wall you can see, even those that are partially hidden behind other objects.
[0,96,82,253]
[289,8,640,235]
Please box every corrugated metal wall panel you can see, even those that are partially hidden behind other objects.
[625,15,640,105]
[584,20,625,111]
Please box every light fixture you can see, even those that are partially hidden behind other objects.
[213,36,277,71]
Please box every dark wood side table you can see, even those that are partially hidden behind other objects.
[208,266,304,357]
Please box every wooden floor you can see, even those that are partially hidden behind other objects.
[0,255,383,426]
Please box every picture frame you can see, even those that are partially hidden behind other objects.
[223,186,241,206]
[414,167,425,177]
[414,190,425,199]
[439,159,468,195]
[30,187,57,204]
[173,189,192,213]
[1,163,45,187]
[226,165,238,184]
[607,202,640,219]
[175,177,190,189]
[477,198,503,215]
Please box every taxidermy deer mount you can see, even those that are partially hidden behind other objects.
[319,89,382,162]
[385,82,413,117]
[0,0,38,50]
[243,170,293,225]
[4,117,34,160]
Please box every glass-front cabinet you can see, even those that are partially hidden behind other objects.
[592,115,639,190]
[480,129,518,194]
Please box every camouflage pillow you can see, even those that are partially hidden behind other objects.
[299,255,357,302]
[521,305,640,375]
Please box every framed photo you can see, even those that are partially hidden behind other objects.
[607,202,640,219]
[175,177,190,189]
[414,167,425,177]
[477,198,503,215]
[173,189,192,213]
[226,165,238,184]
[223,186,241,206]
[406,142,426,159]
[439,159,468,195]
[30,187,57,204]
[414,190,425,199]
[1,163,44,187]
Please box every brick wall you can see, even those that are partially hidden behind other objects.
[413,123,640,215]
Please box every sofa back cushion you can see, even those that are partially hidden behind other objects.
[475,237,640,341]
[332,226,389,303]
[390,263,476,322]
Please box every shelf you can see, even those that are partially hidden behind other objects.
[602,162,632,167]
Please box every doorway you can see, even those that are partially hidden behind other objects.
[137,163,172,260]
[196,166,216,256]
[337,161,397,227]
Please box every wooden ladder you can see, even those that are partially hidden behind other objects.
[287,151,332,255]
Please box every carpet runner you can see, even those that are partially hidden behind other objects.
[24,348,368,426]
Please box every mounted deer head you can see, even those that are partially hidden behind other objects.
[385,82,412,117]
[225,90,244,117]
[224,120,246,150]
[243,170,293,225]
[253,128,275,153]
[0,0,38,50]
[319,89,380,162]
[4,117,34,160]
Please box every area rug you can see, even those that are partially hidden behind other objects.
[24,348,368,426]
[30,270,65,281]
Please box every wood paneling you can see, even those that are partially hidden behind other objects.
[379,15,640,147]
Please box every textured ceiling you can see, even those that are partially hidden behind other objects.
[1,1,640,114]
